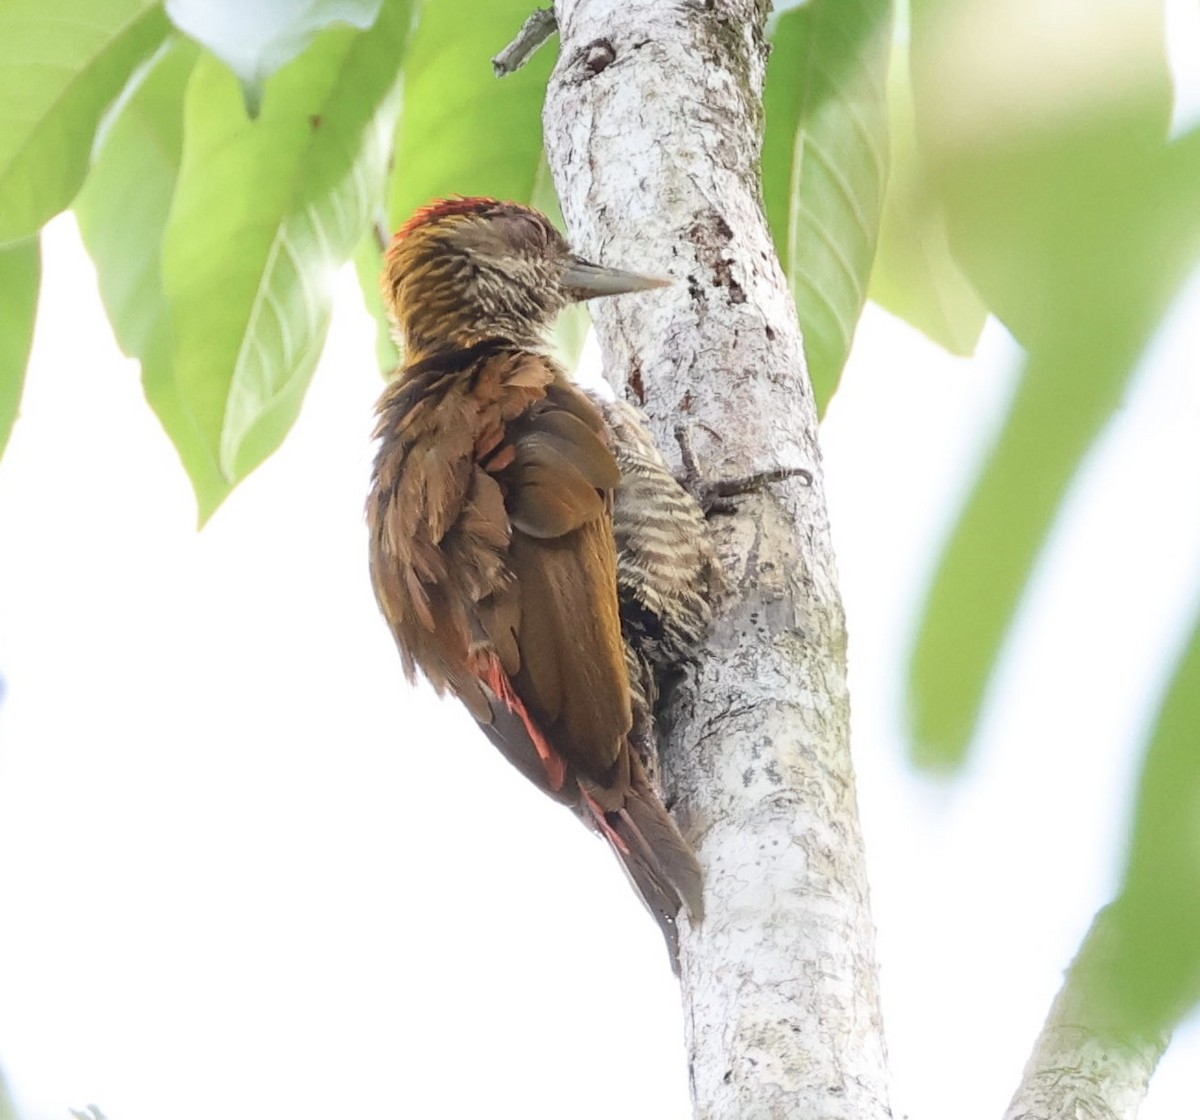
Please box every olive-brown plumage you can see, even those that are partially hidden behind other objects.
[368,198,708,962]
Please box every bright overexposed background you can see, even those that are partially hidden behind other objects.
[0,202,1197,1120]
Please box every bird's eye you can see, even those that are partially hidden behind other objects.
[492,211,551,256]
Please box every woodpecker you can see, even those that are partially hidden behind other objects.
[367,197,716,963]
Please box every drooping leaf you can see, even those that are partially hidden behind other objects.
[0,237,40,461]
[907,0,1200,763]
[160,0,412,508]
[867,37,986,355]
[1108,602,1200,1031]
[0,0,169,242]
[164,0,386,116]
[762,0,892,413]
[73,39,232,521]
[386,0,554,230]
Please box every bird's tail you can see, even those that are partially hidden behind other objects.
[586,755,704,970]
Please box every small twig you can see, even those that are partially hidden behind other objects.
[492,8,558,77]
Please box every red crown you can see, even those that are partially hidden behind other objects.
[396,196,504,240]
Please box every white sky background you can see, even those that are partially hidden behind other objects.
[2,21,1200,1109]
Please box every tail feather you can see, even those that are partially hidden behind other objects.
[599,760,704,969]
[618,776,704,920]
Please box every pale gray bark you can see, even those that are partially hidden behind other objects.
[543,3,891,1117]
[1004,907,1169,1120]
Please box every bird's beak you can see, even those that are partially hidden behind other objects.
[562,257,672,302]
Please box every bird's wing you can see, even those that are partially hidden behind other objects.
[486,378,633,792]
[369,350,704,938]
[368,349,632,795]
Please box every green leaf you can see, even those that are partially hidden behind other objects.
[0,237,40,461]
[165,0,386,116]
[74,39,233,522]
[161,0,412,505]
[386,0,554,229]
[762,0,893,414]
[1109,603,1200,1031]
[0,0,169,242]
[866,39,986,354]
[353,231,400,376]
[907,0,1200,762]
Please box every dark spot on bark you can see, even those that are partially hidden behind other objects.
[689,210,746,304]
[577,39,615,76]
[627,359,646,404]
[712,257,746,304]
[680,390,694,413]
[765,323,776,341]
[723,1069,733,1084]
[687,274,704,302]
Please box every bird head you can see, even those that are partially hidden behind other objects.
[382,197,669,358]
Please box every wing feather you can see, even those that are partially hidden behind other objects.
[369,348,630,786]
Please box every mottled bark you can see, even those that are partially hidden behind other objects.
[1005,907,1169,1120]
[544,2,891,1117]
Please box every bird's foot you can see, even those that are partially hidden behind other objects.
[674,424,813,515]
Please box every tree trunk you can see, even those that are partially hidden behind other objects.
[543,3,892,1117]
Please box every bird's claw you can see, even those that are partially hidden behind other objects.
[673,424,812,515]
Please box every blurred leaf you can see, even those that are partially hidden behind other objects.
[0,1062,17,1120]
[161,0,411,509]
[165,0,386,116]
[0,0,169,242]
[907,0,1200,762]
[353,232,400,376]
[1109,603,1200,1031]
[867,38,986,354]
[762,0,892,413]
[0,237,39,461]
[74,39,232,521]
[386,0,553,229]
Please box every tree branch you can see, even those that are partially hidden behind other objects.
[544,2,891,1117]
[1004,906,1170,1120]
[493,8,558,77]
